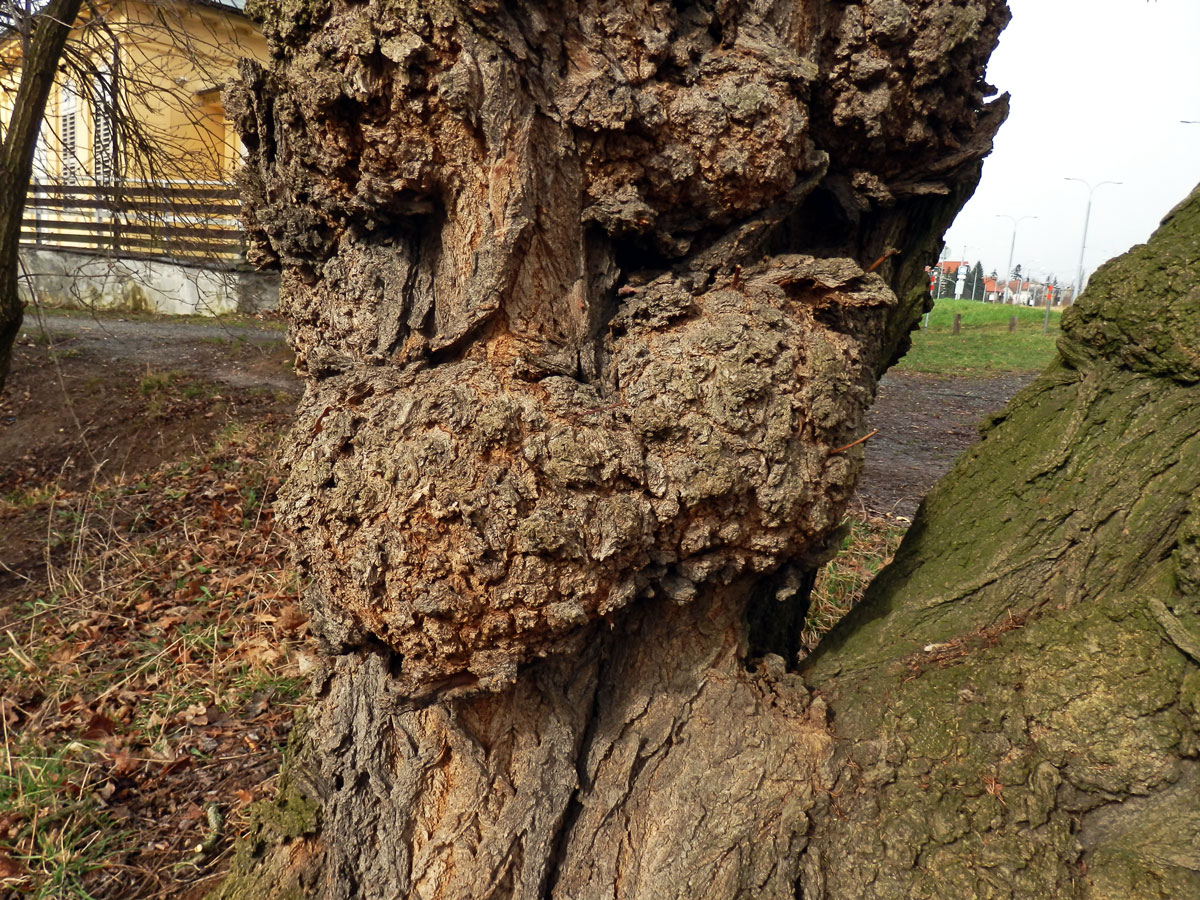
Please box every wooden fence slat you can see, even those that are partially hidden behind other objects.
[114,238,242,254]
[121,225,243,241]
[27,197,241,216]
[25,236,243,256]
[23,218,244,241]
[29,184,240,201]
[21,179,245,263]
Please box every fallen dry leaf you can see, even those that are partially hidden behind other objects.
[0,851,23,880]
[81,712,117,740]
[278,604,308,633]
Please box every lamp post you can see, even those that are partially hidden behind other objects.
[1066,178,1121,303]
[996,214,1036,303]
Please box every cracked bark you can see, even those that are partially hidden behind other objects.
[205,2,1200,898]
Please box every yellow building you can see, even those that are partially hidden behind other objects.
[0,0,267,262]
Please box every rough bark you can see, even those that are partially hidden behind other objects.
[803,187,1200,899]
[217,1,1010,897]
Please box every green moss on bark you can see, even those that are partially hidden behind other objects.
[1060,183,1200,384]
[802,186,1200,898]
[207,721,322,900]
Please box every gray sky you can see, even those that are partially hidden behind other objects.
[942,0,1200,290]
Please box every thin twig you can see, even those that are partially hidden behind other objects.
[866,248,899,273]
[831,429,879,454]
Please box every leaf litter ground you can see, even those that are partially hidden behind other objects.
[0,317,307,899]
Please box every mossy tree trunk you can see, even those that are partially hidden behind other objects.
[214,1,1200,897]
[802,188,1200,899]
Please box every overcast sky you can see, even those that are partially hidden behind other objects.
[942,0,1200,289]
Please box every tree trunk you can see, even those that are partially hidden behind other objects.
[801,187,1200,899]
[217,1,1016,896]
[0,0,86,390]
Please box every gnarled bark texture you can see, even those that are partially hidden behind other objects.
[216,1,1012,897]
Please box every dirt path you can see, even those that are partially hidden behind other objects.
[856,371,1037,520]
[25,311,298,393]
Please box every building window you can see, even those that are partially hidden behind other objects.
[92,67,117,184]
[61,82,79,183]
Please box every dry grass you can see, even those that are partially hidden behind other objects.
[802,512,908,654]
[0,420,309,899]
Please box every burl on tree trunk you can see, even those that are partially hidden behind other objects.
[213,2,1193,898]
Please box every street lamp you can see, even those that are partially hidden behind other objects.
[1065,178,1121,303]
[996,215,1037,303]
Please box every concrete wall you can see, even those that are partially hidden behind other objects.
[19,247,278,316]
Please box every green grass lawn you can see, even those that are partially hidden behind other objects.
[896,298,1063,377]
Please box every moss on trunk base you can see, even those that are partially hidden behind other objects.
[803,185,1200,899]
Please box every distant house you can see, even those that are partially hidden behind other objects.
[2,0,265,185]
[0,1,274,313]
[961,274,1065,307]
[995,278,1029,304]
[1001,278,1062,307]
